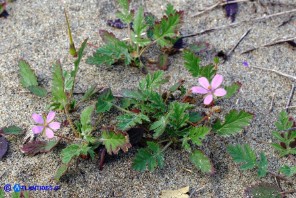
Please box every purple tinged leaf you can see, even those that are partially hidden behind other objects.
[225,0,238,22]
[157,53,169,70]
[245,182,282,198]
[20,140,59,156]
[0,136,8,160]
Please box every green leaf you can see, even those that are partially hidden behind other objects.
[80,105,94,136]
[81,85,98,102]
[153,9,182,47]
[200,64,216,81]
[132,6,150,47]
[19,60,38,88]
[279,165,296,177]
[257,152,268,177]
[190,150,214,174]
[100,131,131,155]
[188,112,202,123]
[139,70,167,91]
[168,102,194,130]
[150,116,168,139]
[116,0,133,24]
[99,30,120,44]
[165,3,176,16]
[272,131,286,142]
[117,113,150,131]
[87,40,131,66]
[227,144,257,170]
[224,82,241,99]
[188,126,211,146]
[0,189,4,198]
[2,126,23,135]
[51,61,67,109]
[27,86,47,97]
[12,192,20,198]
[61,144,81,164]
[275,110,293,131]
[122,89,145,100]
[96,89,114,113]
[54,163,69,181]
[271,143,288,156]
[183,50,201,77]
[245,183,281,198]
[73,38,88,78]
[132,141,164,172]
[213,110,253,136]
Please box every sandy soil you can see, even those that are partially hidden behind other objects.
[0,0,295,197]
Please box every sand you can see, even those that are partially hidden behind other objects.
[0,0,295,197]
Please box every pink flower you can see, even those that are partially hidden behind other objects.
[191,74,227,105]
[32,111,61,139]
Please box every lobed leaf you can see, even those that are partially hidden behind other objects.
[116,0,133,24]
[227,144,257,170]
[153,7,182,47]
[100,131,131,155]
[150,116,168,139]
[117,113,150,131]
[213,110,253,136]
[132,6,150,47]
[224,82,241,99]
[257,152,268,177]
[190,150,214,174]
[183,50,201,77]
[54,164,69,181]
[132,141,164,172]
[275,110,293,131]
[61,144,81,164]
[139,70,167,91]
[168,102,194,130]
[188,126,211,146]
[73,38,88,78]
[279,165,296,177]
[96,89,115,113]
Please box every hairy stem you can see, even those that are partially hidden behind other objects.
[161,141,173,153]
[113,103,133,114]
[64,106,79,137]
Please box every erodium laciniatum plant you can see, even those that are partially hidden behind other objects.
[87,0,183,72]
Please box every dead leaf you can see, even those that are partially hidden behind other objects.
[160,186,189,198]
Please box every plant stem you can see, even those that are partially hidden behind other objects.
[161,141,173,153]
[64,106,80,137]
[127,23,132,45]
[55,134,75,142]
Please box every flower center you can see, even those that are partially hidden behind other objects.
[208,85,212,90]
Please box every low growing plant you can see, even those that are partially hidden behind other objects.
[87,0,183,72]
[227,110,296,197]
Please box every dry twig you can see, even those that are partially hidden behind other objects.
[191,0,250,18]
[251,66,296,81]
[285,84,295,113]
[185,9,296,38]
[241,36,296,54]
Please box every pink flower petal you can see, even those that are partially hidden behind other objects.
[32,126,44,134]
[198,77,210,89]
[45,128,54,139]
[48,122,61,131]
[214,88,227,97]
[211,74,223,90]
[204,94,213,105]
[32,113,44,124]
[46,111,56,123]
[191,86,209,94]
